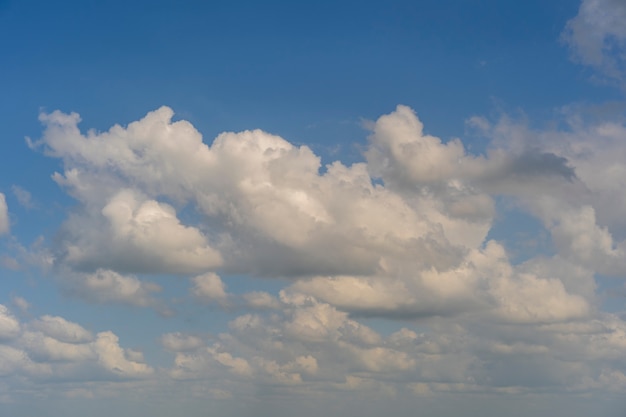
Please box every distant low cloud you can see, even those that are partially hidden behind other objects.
[0,304,153,382]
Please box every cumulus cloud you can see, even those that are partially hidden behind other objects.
[19,101,626,405]
[241,291,281,310]
[33,106,485,279]
[562,0,626,86]
[0,304,153,387]
[28,315,93,343]
[474,111,626,275]
[290,241,590,324]
[161,332,204,352]
[56,189,222,274]
[0,305,20,340]
[191,272,228,303]
[191,273,281,311]
[29,104,612,323]
[64,269,161,307]
[158,291,625,398]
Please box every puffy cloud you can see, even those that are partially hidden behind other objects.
[367,106,576,193]
[562,0,626,86]
[28,315,93,343]
[550,206,626,276]
[474,111,626,275]
[0,193,8,235]
[28,104,612,326]
[157,291,624,398]
[19,102,626,405]
[0,305,20,340]
[21,331,96,362]
[92,331,153,378]
[241,291,281,310]
[33,106,489,279]
[191,272,228,303]
[290,241,590,324]
[161,332,204,352]
[64,269,161,307]
[0,304,153,387]
[56,189,222,274]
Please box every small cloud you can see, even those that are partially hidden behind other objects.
[65,269,161,308]
[191,272,230,306]
[11,185,34,209]
[1,256,19,270]
[11,296,29,314]
[242,291,281,310]
[161,332,204,352]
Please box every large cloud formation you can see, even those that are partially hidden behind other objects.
[31,104,593,321]
[6,97,626,411]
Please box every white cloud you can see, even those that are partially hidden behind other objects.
[28,315,93,343]
[473,111,626,276]
[92,331,153,378]
[27,104,610,326]
[191,272,228,303]
[290,240,590,324]
[161,332,204,352]
[65,269,161,307]
[157,291,623,398]
[562,0,626,86]
[57,189,222,274]
[19,102,626,407]
[21,331,96,362]
[241,291,281,310]
[0,304,154,388]
[34,106,491,278]
[0,193,9,235]
[11,185,34,209]
[0,305,20,340]
[11,296,30,313]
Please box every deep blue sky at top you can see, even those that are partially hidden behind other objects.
[0,0,619,193]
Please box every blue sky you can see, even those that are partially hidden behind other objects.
[2,0,626,416]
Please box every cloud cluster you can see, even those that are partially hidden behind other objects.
[0,304,153,389]
[160,293,626,399]
[32,104,593,323]
[19,86,626,404]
